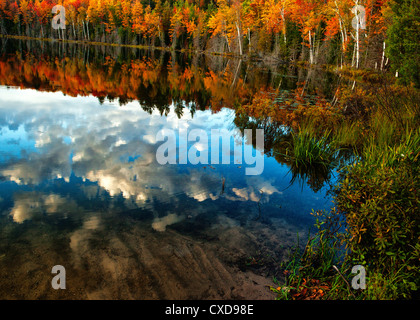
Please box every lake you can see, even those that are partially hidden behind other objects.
[0,38,337,299]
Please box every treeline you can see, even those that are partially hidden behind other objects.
[0,38,336,112]
[0,0,418,85]
[0,41,273,111]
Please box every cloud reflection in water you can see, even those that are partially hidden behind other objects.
[0,86,330,232]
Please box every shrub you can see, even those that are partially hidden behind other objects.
[334,128,420,298]
[272,209,358,300]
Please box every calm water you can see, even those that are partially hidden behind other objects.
[0,39,337,299]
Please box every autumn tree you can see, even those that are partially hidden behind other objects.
[262,0,291,44]
[19,0,33,37]
[290,0,324,64]
[169,1,184,49]
[207,0,237,53]
[132,0,144,43]
[0,0,402,69]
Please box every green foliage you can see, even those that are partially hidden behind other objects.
[272,209,357,300]
[331,120,363,150]
[298,209,347,281]
[284,128,338,170]
[386,0,420,87]
[335,127,420,298]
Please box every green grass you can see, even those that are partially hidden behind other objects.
[331,120,363,149]
[283,128,338,170]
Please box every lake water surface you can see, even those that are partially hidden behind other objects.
[0,39,337,299]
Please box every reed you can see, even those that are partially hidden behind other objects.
[284,127,338,170]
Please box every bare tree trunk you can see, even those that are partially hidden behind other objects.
[86,20,90,41]
[231,59,242,88]
[82,21,86,40]
[281,7,286,43]
[351,43,356,67]
[380,41,385,70]
[353,0,360,68]
[309,30,314,64]
[225,34,231,52]
[236,22,242,56]
[247,28,251,54]
[338,17,345,50]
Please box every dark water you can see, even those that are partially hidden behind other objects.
[0,39,338,299]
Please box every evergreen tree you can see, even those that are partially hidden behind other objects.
[386,0,420,87]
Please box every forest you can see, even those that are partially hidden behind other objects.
[0,0,418,86]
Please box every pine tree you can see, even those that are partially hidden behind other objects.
[386,0,420,87]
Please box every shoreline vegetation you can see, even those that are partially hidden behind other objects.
[239,73,419,299]
[236,72,419,299]
[265,77,419,300]
[0,0,418,300]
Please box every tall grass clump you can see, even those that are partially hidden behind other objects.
[284,127,338,170]
[331,120,363,149]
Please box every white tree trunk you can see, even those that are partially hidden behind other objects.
[247,28,251,54]
[82,21,86,40]
[354,0,360,68]
[236,22,242,56]
[308,30,314,64]
[86,20,90,41]
[281,7,286,43]
[380,41,385,70]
